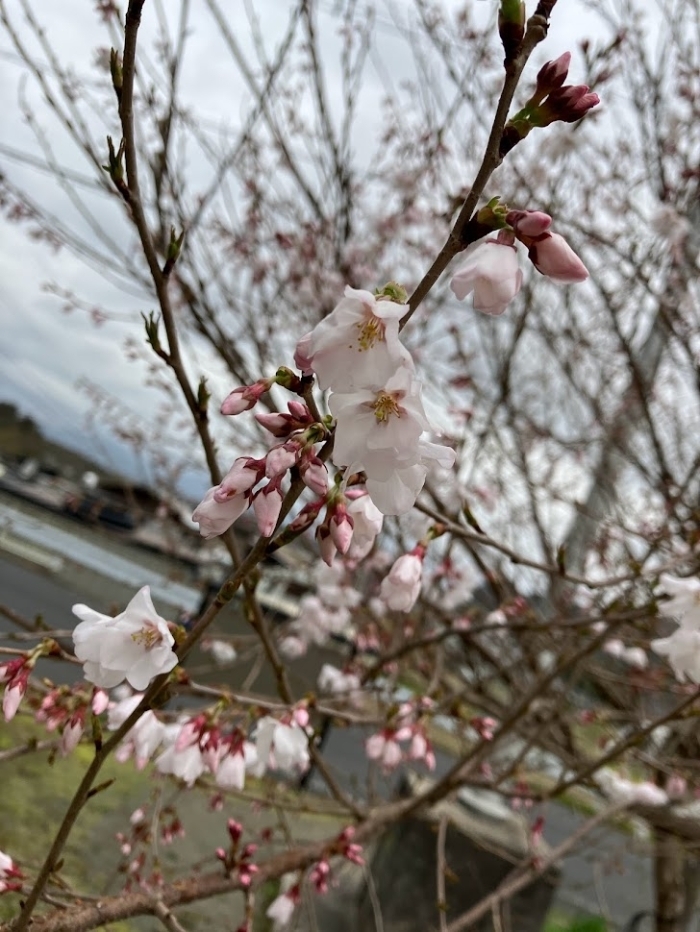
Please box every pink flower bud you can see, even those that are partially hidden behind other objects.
[227,819,243,845]
[216,458,263,499]
[3,679,26,722]
[255,411,292,436]
[91,688,109,715]
[300,458,329,496]
[265,442,300,478]
[506,209,552,238]
[253,484,284,537]
[528,232,588,283]
[60,715,84,756]
[534,52,571,96]
[221,379,272,415]
[330,507,354,554]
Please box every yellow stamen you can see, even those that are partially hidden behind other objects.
[372,392,401,422]
[355,315,385,352]
[131,624,162,650]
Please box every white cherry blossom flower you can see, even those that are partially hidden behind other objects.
[254,717,310,775]
[450,238,523,316]
[346,494,384,559]
[156,724,207,786]
[295,286,408,391]
[72,587,178,691]
[330,367,429,474]
[657,574,700,626]
[317,664,361,696]
[651,625,700,683]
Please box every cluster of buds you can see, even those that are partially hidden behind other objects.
[366,700,436,772]
[470,716,498,742]
[500,52,600,156]
[0,656,34,722]
[0,640,61,722]
[216,819,259,888]
[34,685,108,756]
[193,396,330,540]
[0,850,23,894]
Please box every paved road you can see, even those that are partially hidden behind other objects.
[0,553,657,929]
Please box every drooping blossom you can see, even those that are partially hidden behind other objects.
[155,724,207,786]
[380,548,425,612]
[450,234,523,316]
[266,889,299,930]
[192,488,249,538]
[364,439,456,516]
[215,740,260,790]
[295,286,408,392]
[254,716,310,775]
[72,587,179,691]
[108,693,167,769]
[346,493,383,559]
[365,730,403,770]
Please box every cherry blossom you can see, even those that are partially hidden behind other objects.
[346,493,383,559]
[657,574,700,625]
[156,724,207,786]
[254,716,310,775]
[295,285,408,391]
[366,730,403,770]
[72,587,179,690]
[317,664,361,696]
[450,235,523,316]
[192,488,249,539]
[330,366,429,474]
[0,850,22,893]
[380,548,425,612]
[651,625,700,683]
[0,658,31,722]
[266,889,298,930]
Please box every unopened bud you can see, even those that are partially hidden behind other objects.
[498,0,526,63]
[375,281,408,305]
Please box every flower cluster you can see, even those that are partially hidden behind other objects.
[365,699,435,772]
[296,285,456,515]
[450,209,588,318]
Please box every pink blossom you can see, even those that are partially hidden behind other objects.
[380,550,424,612]
[192,487,249,539]
[366,731,403,770]
[299,456,329,496]
[330,367,429,475]
[450,238,523,315]
[666,775,687,800]
[221,379,273,415]
[528,232,588,283]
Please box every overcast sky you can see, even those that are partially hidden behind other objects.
[0,0,612,496]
